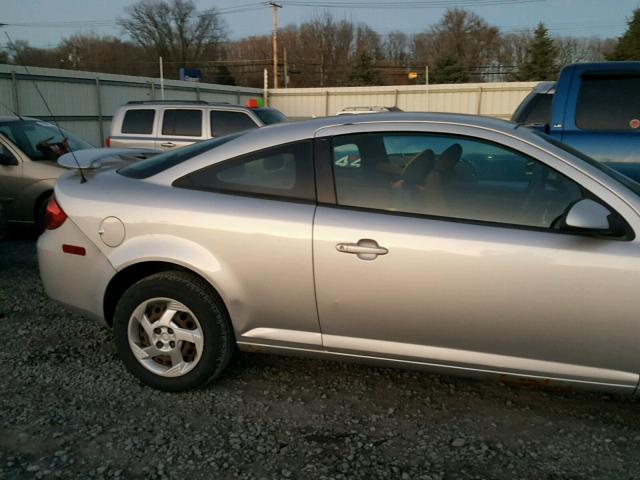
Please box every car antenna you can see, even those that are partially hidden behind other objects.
[4,31,87,183]
[0,98,25,121]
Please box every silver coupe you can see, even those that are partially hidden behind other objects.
[38,113,640,392]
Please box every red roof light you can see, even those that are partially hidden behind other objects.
[245,98,264,109]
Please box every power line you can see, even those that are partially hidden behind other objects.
[1,4,269,29]
[281,0,546,8]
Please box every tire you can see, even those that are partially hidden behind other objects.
[113,271,234,391]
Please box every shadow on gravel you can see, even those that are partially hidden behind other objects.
[2,238,640,480]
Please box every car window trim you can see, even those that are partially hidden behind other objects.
[314,137,336,204]
[316,130,634,241]
[319,202,633,241]
[173,139,317,203]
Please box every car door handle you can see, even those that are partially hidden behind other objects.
[160,142,176,148]
[336,239,388,260]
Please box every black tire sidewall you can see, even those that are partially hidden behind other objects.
[113,272,233,391]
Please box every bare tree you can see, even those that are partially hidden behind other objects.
[57,34,152,76]
[555,36,617,66]
[354,24,381,58]
[299,13,354,86]
[498,32,531,71]
[6,40,59,68]
[119,0,227,74]
[413,8,501,81]
[383,31,409,65]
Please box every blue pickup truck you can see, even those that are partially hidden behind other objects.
[512,62,640,180]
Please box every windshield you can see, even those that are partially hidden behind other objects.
[119,132,245,179]
[253,108,288,125]
[534,131,640,197]
[0,120,93,161]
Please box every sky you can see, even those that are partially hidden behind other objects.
[1,0,639,49]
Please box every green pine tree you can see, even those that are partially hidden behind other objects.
[212,65,236,86]
[431,55,469,84]
[607,8,640,60]
[347,51,382,86]
[512,23,558,81]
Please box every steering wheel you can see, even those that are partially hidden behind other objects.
[37,136,55,146]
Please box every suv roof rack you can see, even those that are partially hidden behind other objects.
[126,100,232,105]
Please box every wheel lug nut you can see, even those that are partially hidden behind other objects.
[154,328,161,334]
[169,341,175,348]
[155,341,163,348]
[167,328,173,334]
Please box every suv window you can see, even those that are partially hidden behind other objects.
[162,109,202,137]
[210,111,258,137]
[334,143,361,168]
[252,108,288,125]
[576,74,640,131]
[331,132,584,229]
[121,109,155,134]
[175,140,314,201]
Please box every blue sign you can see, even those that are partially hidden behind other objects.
[179,68,202,82]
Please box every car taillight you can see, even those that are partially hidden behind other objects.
[45,196,67,230]
[105,136,111,147]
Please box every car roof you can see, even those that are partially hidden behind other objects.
[120,101,253,111]
[241,112,520,144]
[147,112,542,184]
[0,116,41,123]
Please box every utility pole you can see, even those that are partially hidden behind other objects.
[268,2,282,89]
[159,56,165,100]
[283,47,289,88]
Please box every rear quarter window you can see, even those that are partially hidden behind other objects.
[576,74,640,131]
[174,140,314,201]
[121,109,155,134]
[118,132,244,179]
[210,110,258,137]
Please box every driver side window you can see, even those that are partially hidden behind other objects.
[331,132,584,229]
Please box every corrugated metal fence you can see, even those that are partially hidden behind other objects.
[0,64,262,146]
[0,64,539,146]
[268,82,539,120]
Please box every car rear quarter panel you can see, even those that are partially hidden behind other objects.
[56,171,320,345]
[38,216,116,321]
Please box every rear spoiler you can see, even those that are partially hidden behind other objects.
[57,148,160,170]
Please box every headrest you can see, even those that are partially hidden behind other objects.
[402,149,435,185]
[436,143,462,172]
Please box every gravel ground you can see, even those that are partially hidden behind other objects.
[2,237,640,480]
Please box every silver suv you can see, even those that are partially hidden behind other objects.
[108,100,287,151]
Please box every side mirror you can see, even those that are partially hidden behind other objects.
[562,199,614,234]
[0,152,18,166]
